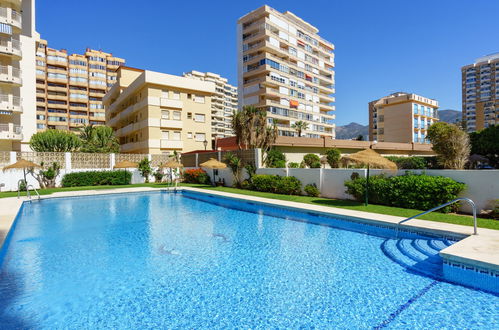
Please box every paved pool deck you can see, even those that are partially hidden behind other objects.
[0,186,498,273]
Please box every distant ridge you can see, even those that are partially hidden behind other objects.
[335,122,368,140]
[438,109,461,124]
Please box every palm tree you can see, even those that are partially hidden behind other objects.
[291,120,309,137]
[224,152,243,187]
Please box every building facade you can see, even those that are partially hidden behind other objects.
[237,5,336,139]
[369,92,439,144]
[0,0,37,151]
[104,67,215,154]
[461,53,499,132]
[35,40,124,132]
[183,70,237,140]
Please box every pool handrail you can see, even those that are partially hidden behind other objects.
[398,197,477,235]
[26,185,41,201]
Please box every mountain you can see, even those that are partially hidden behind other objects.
[335,122,369,140]
[438,109,461,124]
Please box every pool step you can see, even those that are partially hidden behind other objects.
[381,238,453,279]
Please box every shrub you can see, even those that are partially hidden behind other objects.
[62,170,131,187]
[385,156,427,169]
[183,168,211,184]
[251,174,302,195]
[325,148,341,168]
[288,162,300,168]
[30,129,81,152]
[344,174,466,212]
[138,158,152,183]
[153,170,164,182]
[266,149,287,168]
[303,154,321,168]
[304,183,320,197]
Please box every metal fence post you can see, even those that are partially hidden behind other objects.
[218,151,221,161]
[195,153,199,167]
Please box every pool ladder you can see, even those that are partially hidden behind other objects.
[17,180,40,202]
[397,198,477,237]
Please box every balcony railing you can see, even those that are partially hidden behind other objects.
[0,123,22,140]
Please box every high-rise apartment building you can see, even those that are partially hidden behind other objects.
[369,92,439,144]
[183,70,237,139]
[35,40,124,132]
[104,67,215,154]
[237,5,336,139]
[461,53,499,132]
[0,0,38,151]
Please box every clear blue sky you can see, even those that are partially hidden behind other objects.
[37,0,499,126]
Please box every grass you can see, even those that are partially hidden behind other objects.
[1,182,497,230]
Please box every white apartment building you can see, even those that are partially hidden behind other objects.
[0,0,38,151]
[183,70,237,140]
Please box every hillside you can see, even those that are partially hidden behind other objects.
[335,122,368,140]
[438,109,461,124]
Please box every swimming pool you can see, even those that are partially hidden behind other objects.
[0,190,497,328]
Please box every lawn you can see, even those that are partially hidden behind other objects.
[1,182,497,230]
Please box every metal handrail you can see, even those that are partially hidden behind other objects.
[398,198,477,235]
[17,179,23,198]
[26,185,40,201]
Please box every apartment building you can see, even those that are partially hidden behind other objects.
[461,53,499,132]
[237,5,336,139]
[104,67,215,154]
[369,92,439,144]
[0,0,37,151]
[35,40,124,131]
[183,70,237,140]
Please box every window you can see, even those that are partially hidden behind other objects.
[195,133,206,142]
[194,95,205,103]
[187,132,193,139]
[172,111,181,120]
[172,131,181,140]
[161,110,169,119]
[187,112,192,119]
[172,92,180,100]
[162,130,169,139]
[194,114,205,122]
[187,94,192,99]
[161,90,169,98]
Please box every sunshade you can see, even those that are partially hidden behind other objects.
[113,160,138,169]
[3,159,41,171]
[200,158,227,169]
[341,149,397,170]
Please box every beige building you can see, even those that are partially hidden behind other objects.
[0,0,38,151]
[183,71,237,140]
[369,92,439,144]
[104,66,215,154]
[237,5,336,139]
[461,53,499,132]
[35,40,124,131]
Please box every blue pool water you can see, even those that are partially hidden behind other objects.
[0,191,498,328]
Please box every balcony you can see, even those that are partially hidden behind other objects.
[160,119,183,129]
[0,65,21,85]
[0,36,21,58]
[0,7,22,30]
[0,94,21,113]
[0,123,22,140]
[160,98,183,109]
[160,139,183,149]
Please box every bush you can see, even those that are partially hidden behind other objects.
[385,156,427,169]
[266,149,287,168]
[183,168,211,184]
[153,170,164,182]
[344,174,466,212]
[303,154,321,168]
[251,174,302,195]
[325,148,341,168]
[62,170,131,187]
[304,183,320,197]
[288,162,300,168]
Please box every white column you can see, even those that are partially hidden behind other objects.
[9,151,16,164]
[319,168,323,193]
[195,153,199,167]
[254,148,262,168]
[110,153,115,169]
[218,151,221,161]
[64,152,71,170]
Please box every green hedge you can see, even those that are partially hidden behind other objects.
[61,170,132,187]
[344,174,466,212]
[251,174,302,195]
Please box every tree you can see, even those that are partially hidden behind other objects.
[232,106,278,160]
[303,154,321,168]
[28,162,61,189]
[30,130,81,152]
[224,152,243,187]
[291,120,309,137]
[138,158,152,183]
[79,124,119,153]
[470,125,499,168]
[265,148,286,168]
[325,148,341,168]
[356,134,364,141]
[427,122,470,169]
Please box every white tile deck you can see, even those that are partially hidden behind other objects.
[0,186,498,272]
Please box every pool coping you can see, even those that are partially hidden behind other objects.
[0,186,498,274]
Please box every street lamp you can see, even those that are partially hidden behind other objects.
[203,139,208,150]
